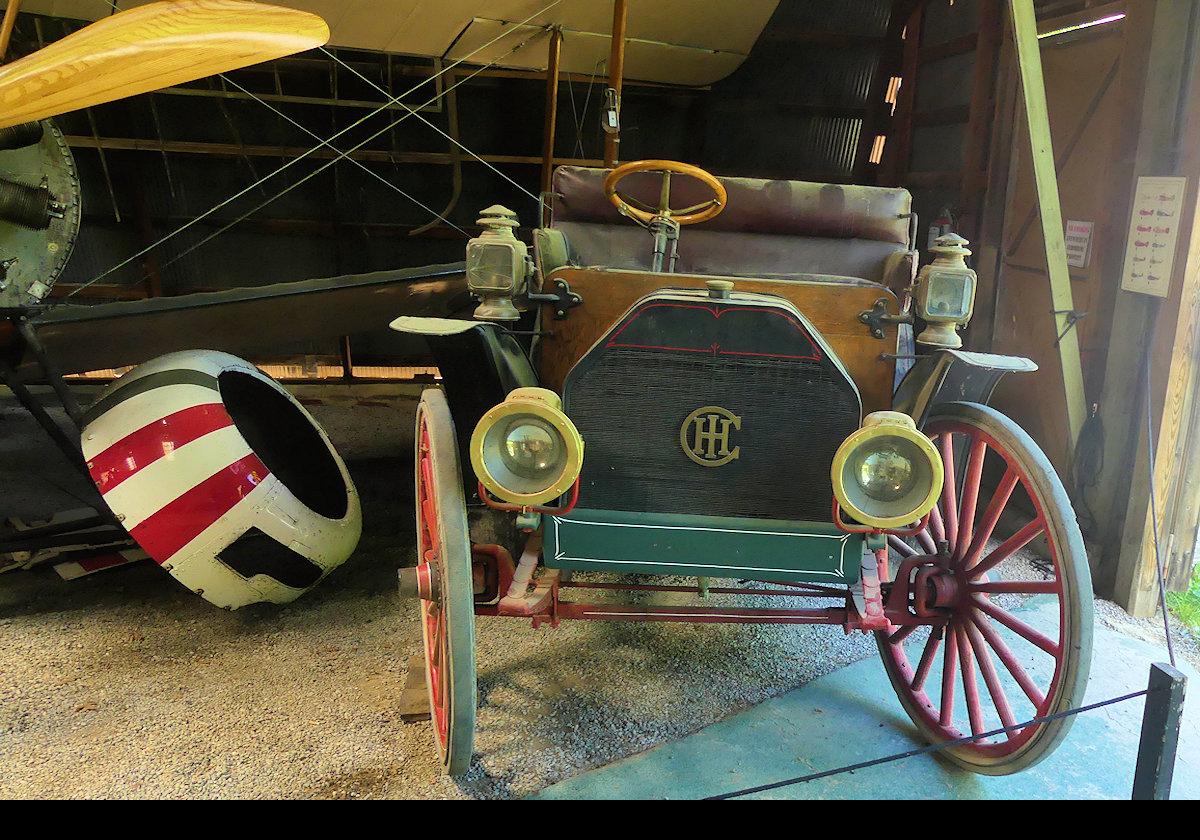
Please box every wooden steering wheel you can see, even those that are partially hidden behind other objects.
[603,159,727,226]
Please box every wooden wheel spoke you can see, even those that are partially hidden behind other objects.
[928,494,947,544]
[964,617,1019,734]
[969,518,1046,580]
[432,608,446,662]
[973,594,1060,657]
[420,497,440,549]
[960,467,1019,571]
[939,626,959,727]
[970,610,1046,711]
[915,528,938,556]
[887,624,918,645]
[912,627,943,691]
[939,432,959,552]
[888,534,918,558]
[952,438,989,568]
[956,625,985,736]
[972,580,1061,595]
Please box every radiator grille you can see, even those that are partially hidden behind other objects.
[565,347,861,521]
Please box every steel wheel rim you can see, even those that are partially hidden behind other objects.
[878,402,1092,773]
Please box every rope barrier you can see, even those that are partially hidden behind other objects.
[705,687,1155,800]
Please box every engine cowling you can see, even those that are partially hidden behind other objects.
[81,350,361,609]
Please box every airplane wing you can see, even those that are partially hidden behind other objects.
[15,262,467,380]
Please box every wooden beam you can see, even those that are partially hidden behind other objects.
[81,212,476,240]
[710,100,868,119]
[540,25,563,222]
[918,32,979,64]
[882,4,923,186]
[63,135,604,168]
[852,0,916,183]
[966,25,1019,355]
[603,0,628,167]
[961,0,1006,244]
[911,103,973,126]
[0,0,21,62]
[1008,0,1087,447]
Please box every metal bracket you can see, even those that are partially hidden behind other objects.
[528,277,583,320]
[1052,308,1088,347]
[858,297,914,339]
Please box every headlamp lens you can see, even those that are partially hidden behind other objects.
[501,419,562,478]
[854,439,916,501]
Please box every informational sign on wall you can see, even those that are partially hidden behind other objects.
[1065,220,1094,268]
[1120,176,1188,298]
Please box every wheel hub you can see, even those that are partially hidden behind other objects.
[913,563,960,617]
[398,560,441,601]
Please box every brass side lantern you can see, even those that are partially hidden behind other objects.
[914,232,977,348]
[466,205,530,321]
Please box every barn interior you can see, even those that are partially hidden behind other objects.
[2,0,1199,799]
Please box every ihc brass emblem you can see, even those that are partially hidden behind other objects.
[681,406,741,467]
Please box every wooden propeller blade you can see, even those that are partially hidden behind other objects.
[0,0,329,130]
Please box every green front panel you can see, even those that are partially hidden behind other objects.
[545,509,862,585]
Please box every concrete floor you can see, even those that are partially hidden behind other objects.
[535,599,1199,799]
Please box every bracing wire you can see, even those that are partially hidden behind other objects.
[66,0,565,297]
[319,47,543,206]
[150,33,550,277]
[203,76,469,236]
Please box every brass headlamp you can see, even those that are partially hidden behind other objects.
[465,205,531,322]
[470,387,584,507]
[914,233,977,348]
[831,411,944,530]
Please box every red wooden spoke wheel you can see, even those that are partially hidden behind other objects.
[414,389,476,776]
[877,402,1093,775]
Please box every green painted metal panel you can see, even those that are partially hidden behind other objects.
[545,508,862,584]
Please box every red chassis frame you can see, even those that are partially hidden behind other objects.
[459,454,945,635]
[469,525,944,636]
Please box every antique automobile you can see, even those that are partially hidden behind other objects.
[393,159,1093,778]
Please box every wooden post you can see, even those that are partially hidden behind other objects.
[541,25,563,226]
[0,0,21,63]
[603,0,627,168]
[1094,0,1200,616]
[851,1,916,184]
[969,15,1020,355]
[1007,0,1087,448]
[881,4,921,186]
[1132,663,1187,800]
[960,0,1005,242]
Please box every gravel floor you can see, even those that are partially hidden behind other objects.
[1,392,1196,799]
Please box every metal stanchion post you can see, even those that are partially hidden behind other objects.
[1132,663,1187,800]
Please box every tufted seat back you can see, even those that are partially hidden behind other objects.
[547,166,916,290]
